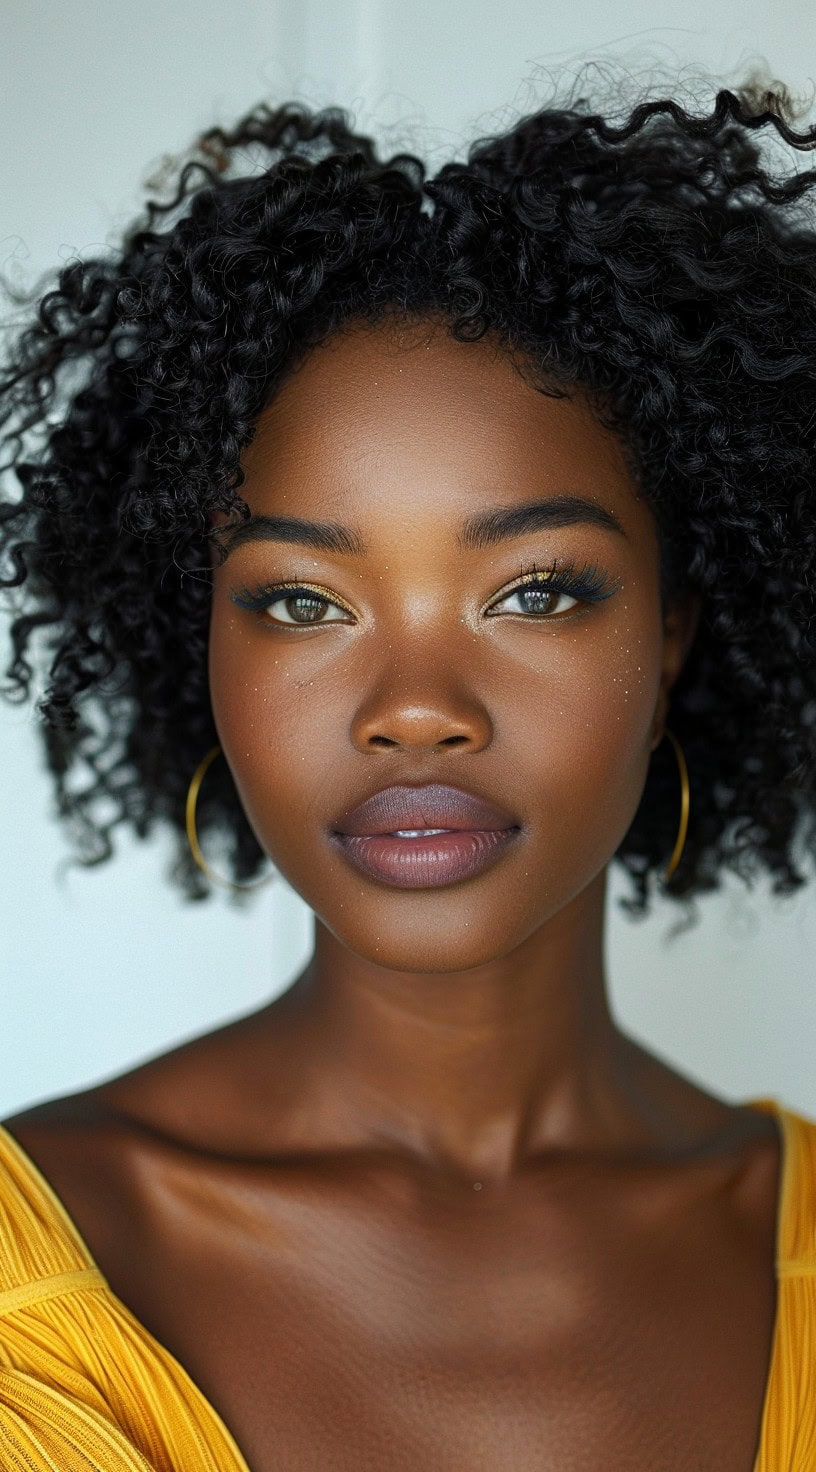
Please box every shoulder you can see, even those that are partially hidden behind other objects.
[0,1029,280,1304]
[0,1092,115,1293]
[0,1087,175,1296]
[0,1009,252,1166]
[0,1092,246,1472]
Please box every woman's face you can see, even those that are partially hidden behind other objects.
[209,319,697,972]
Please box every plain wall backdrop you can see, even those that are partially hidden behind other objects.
[1,0,815,1119]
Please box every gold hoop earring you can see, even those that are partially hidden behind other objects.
[185,744,274,892]
[661,727,690,882]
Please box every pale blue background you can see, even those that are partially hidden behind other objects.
[1,0,814,1118]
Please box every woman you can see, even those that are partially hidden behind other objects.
[0,79,814,1471]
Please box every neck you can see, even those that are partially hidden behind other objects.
[267,871,651,1181]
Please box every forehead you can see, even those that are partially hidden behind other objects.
[239,318,647,537]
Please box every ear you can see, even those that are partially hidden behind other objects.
[650,590,703,750]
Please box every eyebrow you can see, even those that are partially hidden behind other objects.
[220,515,364,558]
[217,493,626,559]
[458,495,627,550]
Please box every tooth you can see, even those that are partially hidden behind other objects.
[393,828,449,837]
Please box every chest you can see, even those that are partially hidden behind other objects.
[108,1167,775,1472]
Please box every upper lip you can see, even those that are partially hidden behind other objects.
[331,783,520,837]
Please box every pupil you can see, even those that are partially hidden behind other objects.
[520,586,556,615]
[288,594,326,623]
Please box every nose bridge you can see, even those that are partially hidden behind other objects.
[349,620,493,751]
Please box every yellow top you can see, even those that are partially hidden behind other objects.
[0,1098,813,1471]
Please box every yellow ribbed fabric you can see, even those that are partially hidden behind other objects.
[0,1121,250,1472]
[750,1098,816,1470]
[0,1099,813,1471]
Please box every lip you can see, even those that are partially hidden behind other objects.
[332,783,518,837]
[329,783,522,890]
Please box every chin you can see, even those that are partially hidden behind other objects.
[317,906,535,974]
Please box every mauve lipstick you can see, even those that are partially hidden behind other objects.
[329,783,522,889]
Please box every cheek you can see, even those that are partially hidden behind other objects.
[207,609,343,851]
[570,604,659,754]
[498,602,662,854]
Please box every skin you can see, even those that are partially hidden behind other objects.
[4,317,782,1471]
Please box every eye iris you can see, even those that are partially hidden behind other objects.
[518,584,558,615]
[283,593,328,623]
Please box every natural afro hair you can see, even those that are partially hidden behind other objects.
[2,74,816,917]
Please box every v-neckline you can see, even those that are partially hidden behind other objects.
[0,1096,790,1472]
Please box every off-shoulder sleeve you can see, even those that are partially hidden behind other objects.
[752,1102,816,1472]
[0,1123,248,1472]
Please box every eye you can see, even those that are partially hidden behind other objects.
[484,560,615,620]
[488,582,580,618]
[265,590,348,626]
[230,582,353,626]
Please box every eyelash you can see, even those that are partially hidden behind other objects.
[230,557,617,627]
[492,559,615,614]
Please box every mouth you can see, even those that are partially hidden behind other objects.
[329,784,522,890]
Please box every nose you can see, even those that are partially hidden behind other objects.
[349,661,494,754]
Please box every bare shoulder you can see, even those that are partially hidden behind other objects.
[1,996,282,1160]
[615,1030,783,1246]
[0,1017,239,1255]
[1,1084,164,1278]
[0,1004,296,1275]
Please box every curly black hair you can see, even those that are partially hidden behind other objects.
[2,76,816,919]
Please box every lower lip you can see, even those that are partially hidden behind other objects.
[330,828,522,889]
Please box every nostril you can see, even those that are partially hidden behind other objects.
[364,733,471,750]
